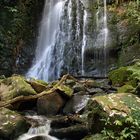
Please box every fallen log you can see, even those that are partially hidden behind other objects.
[0,74,70,108]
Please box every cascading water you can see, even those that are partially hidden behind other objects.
[17,115,58,140]
[93,0,109,76]
[27,0,85,81]
[27,0,109,81]
[81,10,87,76]
[26,0,64,81]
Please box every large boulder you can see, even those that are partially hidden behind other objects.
[87,93,140,138]
[37,92,66,115]
[37,84,73,115]
[63,94,90,114]
[0,75,36,101]
[49,124,88,140]
[0,108,30,140]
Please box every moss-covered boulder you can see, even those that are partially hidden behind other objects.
[87,93,140,136]
[0,108,30,139]
[109,60,140,87]
[0,75,36,101]
[108,67,132,86]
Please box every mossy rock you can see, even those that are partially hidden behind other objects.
[117,84,134,93]
[109,60,140,87]
[0,108,30,139]
[127,61,140,86]
[108,67,132,86]
[87,93,140,134]
[73,83,86,93]
[26,78,48,93]
[57,85,73,97]
[0,75,36,101]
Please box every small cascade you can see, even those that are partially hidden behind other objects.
[81,10,87,76]
[17,115,58,140]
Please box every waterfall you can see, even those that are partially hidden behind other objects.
[26,0,85,81]
[26,0,64,81]
[26,0,109,81]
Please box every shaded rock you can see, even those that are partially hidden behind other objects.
[82,134,104,140]
[49,124,88,140]
[0,75,36,101]
[37,92,66,115]
[87,93,140,134]
[73,83,86,93]
[87,88,104,95]
[82,79,99,88]
[0,108,30,140]
[28,136,51,140]
[63,94,90,114]
[65,79,76,87]
[50,115,84,129]
[135,83,140,95]
[0,75,6,80]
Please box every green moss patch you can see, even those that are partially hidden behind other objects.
[117,84,134,93]
[109,60,140,87]
[0,75,36,101]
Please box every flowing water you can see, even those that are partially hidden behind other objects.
[94,0,109,76]
[27,0,109,80]
[81,10,87,76]
[17,115,58,140]
[26,0,64,81]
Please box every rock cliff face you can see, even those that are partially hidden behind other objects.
[0,0,45,76]
[0,0,140,78]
